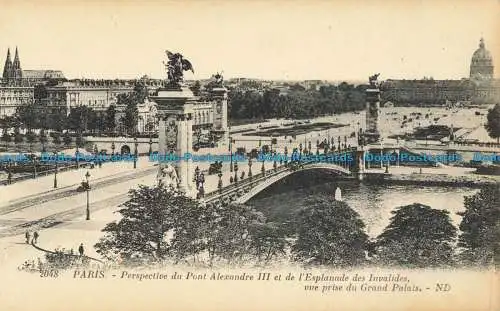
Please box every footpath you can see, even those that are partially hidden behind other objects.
[0,156,156,209]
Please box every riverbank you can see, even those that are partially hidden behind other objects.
[361,171,498,188]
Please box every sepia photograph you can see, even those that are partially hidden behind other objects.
[0,1,498,310]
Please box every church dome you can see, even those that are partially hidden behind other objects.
[470,38,494,80]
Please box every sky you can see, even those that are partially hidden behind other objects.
[0,0,499,81]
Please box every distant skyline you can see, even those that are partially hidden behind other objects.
[0,0,499,81]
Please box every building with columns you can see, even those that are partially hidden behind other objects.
[381,38,500,106]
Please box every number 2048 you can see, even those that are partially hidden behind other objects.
[40,270,59,278]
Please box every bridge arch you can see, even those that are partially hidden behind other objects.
[235,163,351,204]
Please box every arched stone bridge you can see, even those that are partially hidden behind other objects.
[204,162,353,206]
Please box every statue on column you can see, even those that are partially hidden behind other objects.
[163,50,195,87]
[369,73,380,88]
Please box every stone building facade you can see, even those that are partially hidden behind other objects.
[0,48,227,136]
[380,38,500,105]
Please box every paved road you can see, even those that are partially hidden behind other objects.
[0,166,158,216]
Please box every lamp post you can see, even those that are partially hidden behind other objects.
[85,171,91,220]
[248,157,252,179]
[194,166,200,187]
[53,151,58,188]
[133,136,138,169]
[111,141,115,156]
[217,172,223,193]
[229,136,233,172]
[234,162,238,183]
[32,156,37,179]
[76,144,80,169]
[148,135,153,156]
[7,161,12,185]
[196,172,205,199]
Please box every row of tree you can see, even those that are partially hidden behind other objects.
[228,83,368,120]
[93,184,499,268]
[0,81,150,136]
[1,129,82,147]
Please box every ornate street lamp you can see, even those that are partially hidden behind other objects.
[76,144,80,168]
[284,146,288,167]
[148,135,153,156]
[196,172,205,198]
[7,161,12,185]
[217,172,223,193]
[229,137,233,172]
[111,141,115,156]
[194,166,200,187]
[32,156,37,179]
[261,160,265,175]
[248,157,253,179]
[133,136,138,169]
[234,162,239,183]
[53,151,58,188]
[85,171,91,220]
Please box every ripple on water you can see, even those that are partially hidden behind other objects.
[248,178,479,238]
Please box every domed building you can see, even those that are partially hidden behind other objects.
[470,38,494,80]
[381,37,499,106]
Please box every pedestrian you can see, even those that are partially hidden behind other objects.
[25,231,31,244]
[32,231,39,244]
[78,243,84,256]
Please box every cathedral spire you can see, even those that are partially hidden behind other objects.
[12,46,22,79]
[2,48,13,79]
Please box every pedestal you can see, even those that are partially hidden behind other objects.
[210,87,229,145]
[364,88,381,144]
[150,85,196,197]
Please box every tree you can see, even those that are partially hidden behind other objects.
[94,185,200,266]
[13,127,23,144]
[249,222,288,263]
[63,132,72,146]
[205,203,266,265]
[190,80,201,96]
[292,197,369,267]
[122,103,138,135]
[485,103,500,143]
[375,203,457,268]
[16,104,38,131]
[104,105,117,133]
[457,186,500,266]
[52,132,62,145]
[68,106,93,133]
[39,129,48,151]
[1,130,11,143]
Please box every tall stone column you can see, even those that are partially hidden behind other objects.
[151,86,196,197]
[364,87,381,144]
[210,87,229,145]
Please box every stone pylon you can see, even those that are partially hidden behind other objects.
[150,85,196,197]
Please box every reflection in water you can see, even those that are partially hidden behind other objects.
[247,171,479,238]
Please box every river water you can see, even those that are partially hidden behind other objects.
[246,171,479,238]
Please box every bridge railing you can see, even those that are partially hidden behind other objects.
[204,156,355,202]
[204,164,290,201]
[0,163,87,186]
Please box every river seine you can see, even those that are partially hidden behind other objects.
[246,170,479,237]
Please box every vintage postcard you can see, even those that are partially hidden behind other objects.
[0,1,498,310]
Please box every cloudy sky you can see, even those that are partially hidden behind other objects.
[0,0,499,81]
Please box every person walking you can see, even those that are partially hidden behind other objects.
[78,243,84,256]
[32,231,39,244]
[25,231,31,244]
